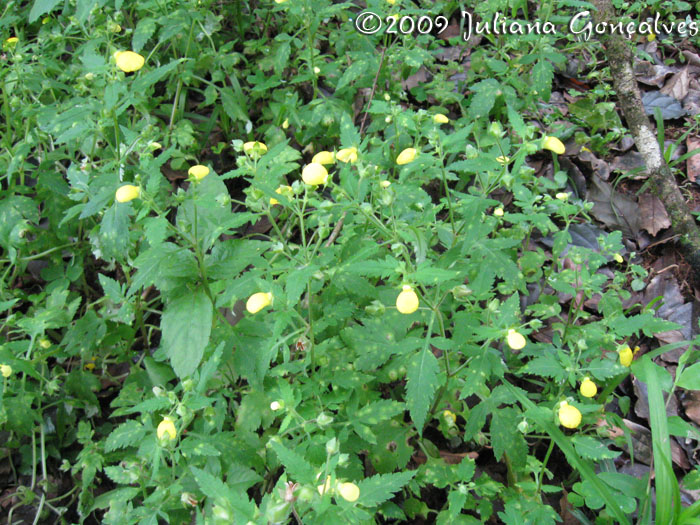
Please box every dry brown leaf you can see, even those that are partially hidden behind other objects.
[638,194,671,236]
[660,66,690,101]
[686,136,700,182]
[682,390,700,426]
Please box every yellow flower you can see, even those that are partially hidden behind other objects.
[647,32,656,42]
[270,401,283,411]
[38,338,51,349]
[396,285,419,314]
[380,180,391,188]
[433,113,449,124]
[282,118,289,129]
[149,142,162,151]
[543,136,566,155]
[506,329,526,350]
[336,147,358,163]
[312,151,335,165]
[302,163,329,185]
[243,141,268,158]
[443,410,456,426]
[246,292,272,314]
[188,165,210,181]
[580,377,597,398]
[493,207,504,217]
[558,401,582,429]
[396,148,417,165]
[555,192,569,200]
[0,364,12,378]
[85,357,97,371]
[4,36,19,46]
[314,66,321,74]
[115,184,140,203]
[613,253,623,263]
[274,0,288,3]
[317,476,333,496]
[386,0,398,4]
[270,185,293,205]
[338,482,360,502]
[619,345,634,367]
[496,156,510,165]
[114,51,145,73]
[157,417,177,441]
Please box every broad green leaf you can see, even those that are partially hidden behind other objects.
[677,362,700,390]
[161,289,213,378]
[406,347,440,434]
[105,420,146,452]
[29,0,62,22]
[268,440,315,482]
[490,407,528,470]
[356,471,416,507]
[571,436,621,460]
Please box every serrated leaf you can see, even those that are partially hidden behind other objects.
[521,356,566,381]
[132,18,157,53]
[103,465,136,485]
[190,466,231,503]
[161,289,212,378]
[337,59,369,91]
[355,400,404,425]
[29,0,62,22]
[531,59,553,101]
[406,347,440,433]
[105,420,146,452]
[98,274,123,302]
[357,471,416,507]
[490,407,528,470]
[268,440,315,482]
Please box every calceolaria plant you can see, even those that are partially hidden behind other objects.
[1,0,695,524]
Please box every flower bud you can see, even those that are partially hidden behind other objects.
[246,292,272,314]
[396,285,419,314]
[302,163,329,186]
[336,147,358,163]
[114,50,145,73]
[506,329,526,350]
[433,113,449,124]
[338,482,360,502]
[157,417,177,441]
[115,184,140,203]
[0,364,12,378]
[188,165,209,181]
[558,401,582,429]
[580,377,597,398]
[312,151,335,165]
[543,136,566,155]
[396,148,417,165]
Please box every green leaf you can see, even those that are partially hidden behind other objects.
[677,362,700,390]
[99,203,130,261]
[337,59,369,91]
[490,407,528,470]
[354,400,405,425]
[406,347,440,434]
[571,436,621,460]
[132,17,157,53]
[268,440,315,482]
[161,289,213,378]
[357,471,416,507]
[105,420,146,452]
[521,356,566,381]
[190,466,231,503]
[531,59,553,102]
[29,0,63,23]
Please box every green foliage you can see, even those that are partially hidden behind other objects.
[0,0,696,523]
